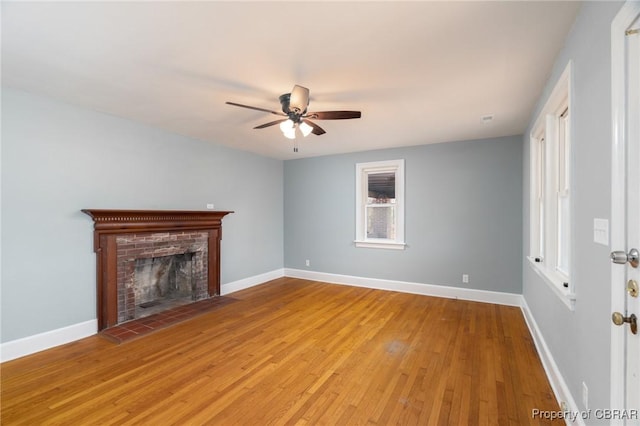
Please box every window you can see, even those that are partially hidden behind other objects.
[529,62,574,308]
[355,159,405,249]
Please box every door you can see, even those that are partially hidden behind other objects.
[611,2,640,422]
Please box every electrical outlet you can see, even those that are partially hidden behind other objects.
[206,203,214,210]
[462,274,469,283]
[305,259,310,267]
[582,382,588,410]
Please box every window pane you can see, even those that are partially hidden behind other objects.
[537,138,545,257]
[558,112,569,192]
[537,138,545,199]
[368,172,395,203]
[538,200,544,257]
[366,205,395,239]
[557,195,570,275]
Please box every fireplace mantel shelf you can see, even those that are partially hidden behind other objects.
[82,209,233,331]
[82,209,234,232]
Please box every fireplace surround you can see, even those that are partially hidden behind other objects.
[82,209,232,330]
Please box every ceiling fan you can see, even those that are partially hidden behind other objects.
[226,85,361,152]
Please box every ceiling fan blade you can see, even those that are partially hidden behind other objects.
[226,101,285,116]
[302,119,326,135]
[305,111,362,120]
[289,85,309,113]
[254,119,289,129]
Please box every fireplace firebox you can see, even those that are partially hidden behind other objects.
[133,253,197,318]
[82,209,232,330]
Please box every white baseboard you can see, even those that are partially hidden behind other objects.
[0,269,286,363]
[221,268,285,295]
[521,300,582,426]
[284,268,523,307]
[1,319,97,363]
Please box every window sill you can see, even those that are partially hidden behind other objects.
[354,240,406,250]
[526,256,576,310]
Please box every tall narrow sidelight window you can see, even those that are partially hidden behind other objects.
[529,62,573,309]
[355,159,405,249]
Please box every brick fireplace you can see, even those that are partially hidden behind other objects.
[117,231,209,323]
[82,209,232,331]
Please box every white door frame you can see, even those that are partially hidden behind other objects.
[610,0,640,412]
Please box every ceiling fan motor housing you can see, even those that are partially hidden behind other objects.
[279,93,306,122]
[279,93,291,113]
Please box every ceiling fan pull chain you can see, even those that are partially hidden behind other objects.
[293,139,299,153]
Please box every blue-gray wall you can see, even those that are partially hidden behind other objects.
[1,88,283,342]
[522,1,624,413]
[284,136,523,294]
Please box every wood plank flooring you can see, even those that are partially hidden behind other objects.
[1,278,561,425]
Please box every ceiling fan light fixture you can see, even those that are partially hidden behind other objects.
[299,121,313,137]
[280,119,296,139]
[279,119,294,132]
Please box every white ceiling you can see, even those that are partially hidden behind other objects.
[2,1,580,160]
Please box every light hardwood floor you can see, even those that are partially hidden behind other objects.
[1,278,561,425]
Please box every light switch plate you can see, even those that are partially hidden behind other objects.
[593,218,609,246]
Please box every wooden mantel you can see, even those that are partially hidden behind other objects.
[82,209,233,330]
[82,209,233,233]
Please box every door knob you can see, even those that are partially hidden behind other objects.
[610,248,639,268]
[612,312,638,334]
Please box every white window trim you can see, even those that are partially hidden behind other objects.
[528,61,574,310]
[355,159,405,250]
